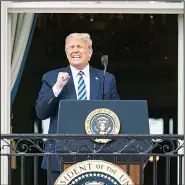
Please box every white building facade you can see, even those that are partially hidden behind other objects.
[1,1,184,184]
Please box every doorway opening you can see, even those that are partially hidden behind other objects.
[11,13,178,185]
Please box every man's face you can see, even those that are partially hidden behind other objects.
[66,38,91,70]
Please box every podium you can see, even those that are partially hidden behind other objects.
[56,100,152,184]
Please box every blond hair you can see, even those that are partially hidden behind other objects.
[65,33,93,55]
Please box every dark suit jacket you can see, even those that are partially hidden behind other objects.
[35,65,120,171]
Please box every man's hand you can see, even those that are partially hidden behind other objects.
[55,72,70,90]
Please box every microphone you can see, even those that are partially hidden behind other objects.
[101,55,108,100]
[101,55,108,67]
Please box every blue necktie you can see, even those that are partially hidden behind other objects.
[78,71,87,100]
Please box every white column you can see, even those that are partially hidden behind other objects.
[1,1,11,185]
[177,14,184,185]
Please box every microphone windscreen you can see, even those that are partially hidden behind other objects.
[101,55,108,66]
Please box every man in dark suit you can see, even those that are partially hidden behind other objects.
[35,33,120,184]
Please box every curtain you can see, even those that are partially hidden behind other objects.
[11,13,38,104]
[10,13,38,169]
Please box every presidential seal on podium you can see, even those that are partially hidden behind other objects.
[85,108,120,143]
[54,160,135,185]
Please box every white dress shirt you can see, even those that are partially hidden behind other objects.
[52,64,90,100]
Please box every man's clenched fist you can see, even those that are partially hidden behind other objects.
[55,72,70,89]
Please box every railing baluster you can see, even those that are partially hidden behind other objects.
[21,155,25,185]
[100,155,104,160]
[125,154,131,176]
[153,156,157,185]
[60,156,64,173]
[140,157,144,185]
[165,156,170,185]
[113,155,117,165]
[73,155,78,163]
[47,155,51,185]
[87,155,91,160]
[126,162,130,175]
[8,156,12,185]
[34,156,38,185]
[179,156,183,185]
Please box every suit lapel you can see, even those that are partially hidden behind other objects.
[90,67,99,100]
[65,66,77,99]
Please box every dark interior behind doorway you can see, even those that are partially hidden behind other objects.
[11,13,178,185]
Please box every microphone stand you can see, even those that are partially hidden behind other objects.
[101,55,108,100]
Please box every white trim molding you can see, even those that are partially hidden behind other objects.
[177,14,184,185]
[1,1,11,185]
[7,1,184,14]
